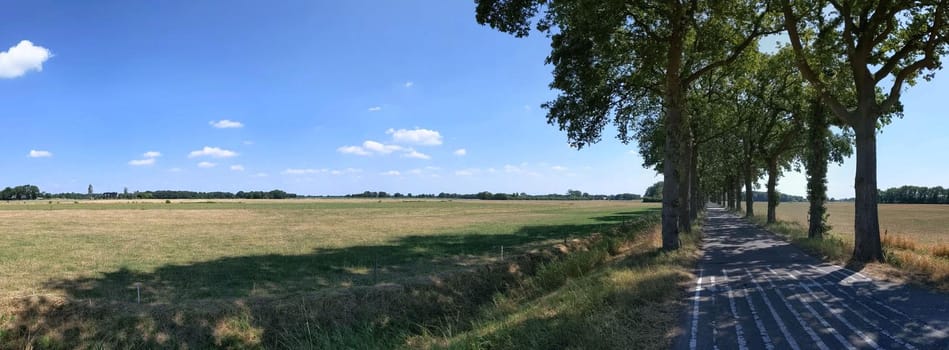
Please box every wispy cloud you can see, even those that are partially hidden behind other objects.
[0,40,51,79]
[368,106,382,112]
[230,165,245,171]
[28,150,52,158]
[337,145,371,156]
[455,168,479,176]
[129,158,155,166]
[188,146,238,158]
[387,128,442,146]
[282,168,326,175]
[363,140,403,154]
[404,81,414,88]
[551,165,568,171]
[453,148,467,156]
[381,170,401,176]
[197,161,217,168]
[252,172,268,177]
[209,119,244,128]
[403,149,431,160]
[129,151,161,166]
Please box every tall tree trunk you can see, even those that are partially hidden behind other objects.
[806,98,829,239]
[744,160,754,217]
[678,124,693,233]
[766,158,778,224]
[734,174,742,213]
[852,117,884,262]
[662,101,683,250]
[690,148,699,222]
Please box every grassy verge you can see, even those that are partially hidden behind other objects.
[1,210,700,349]
[406,217,701,349]
[743,213,948,292]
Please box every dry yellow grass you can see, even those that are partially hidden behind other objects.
[751,202,949,247]
[0,199,658,301]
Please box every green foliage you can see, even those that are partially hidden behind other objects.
[879,186,949,204]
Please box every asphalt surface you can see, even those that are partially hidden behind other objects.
[673,207,949,350]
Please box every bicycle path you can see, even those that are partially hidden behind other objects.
[672,207,949,350]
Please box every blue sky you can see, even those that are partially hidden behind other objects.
[1,1,946,197]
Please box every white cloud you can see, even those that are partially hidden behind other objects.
[504,164,522,173]
[197,161,216,168]
[368,106,382,112]
[362,140,403,154]
[386,128,442,146]
[404,81,414,88]
[243,140,255,145]
[188,146,238,158]
[143,151,161,158]
[381,170,401,176]
[129,158,156,166]
[552,165,568,171]
[28,150,52,158]
[252,172,268,177]
[403,149,431,160]
[230,165,245,171]
[455,168,479,176]
[283,168,326,175]
[210,119,244,128]
[337,145,371,156]
[453,148,467,156]
[331,168,362,175]
[0,40,52,79]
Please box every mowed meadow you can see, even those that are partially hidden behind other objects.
[0,199,696,348]
[0,199,658,302]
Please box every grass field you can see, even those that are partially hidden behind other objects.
[0,199,674,348]
[752,201,949,247]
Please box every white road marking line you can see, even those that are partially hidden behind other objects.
[799,268,917,350]
[795,277,883,350]
[740,268,794,350]
[817,265,914,319]
[782,271,857,350]
[720,269,749,350]
[759,267,828,350]
[808,264,949,341]
[690,268,703,350]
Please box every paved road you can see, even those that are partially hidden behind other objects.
[673,207,949,350]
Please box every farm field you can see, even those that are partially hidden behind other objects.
[751,201,949,246]
[0,199,658,303]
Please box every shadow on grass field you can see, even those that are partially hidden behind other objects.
[2,209,664,349]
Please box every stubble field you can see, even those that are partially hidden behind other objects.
[0,199,658,303]
[753,201,949,246]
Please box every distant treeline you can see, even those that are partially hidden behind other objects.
[0,185,43,200]
[345,190,642,201]
[33,190,298,200]
[743,191,807,203]
[879,185,949,204]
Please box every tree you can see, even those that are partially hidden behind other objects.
[475,0,777,250]
[87,184,94,198]
[123,187,129,199]
[644,181,664,200]
[782,0,949,262]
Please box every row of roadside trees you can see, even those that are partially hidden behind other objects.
[476,0,949,262]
